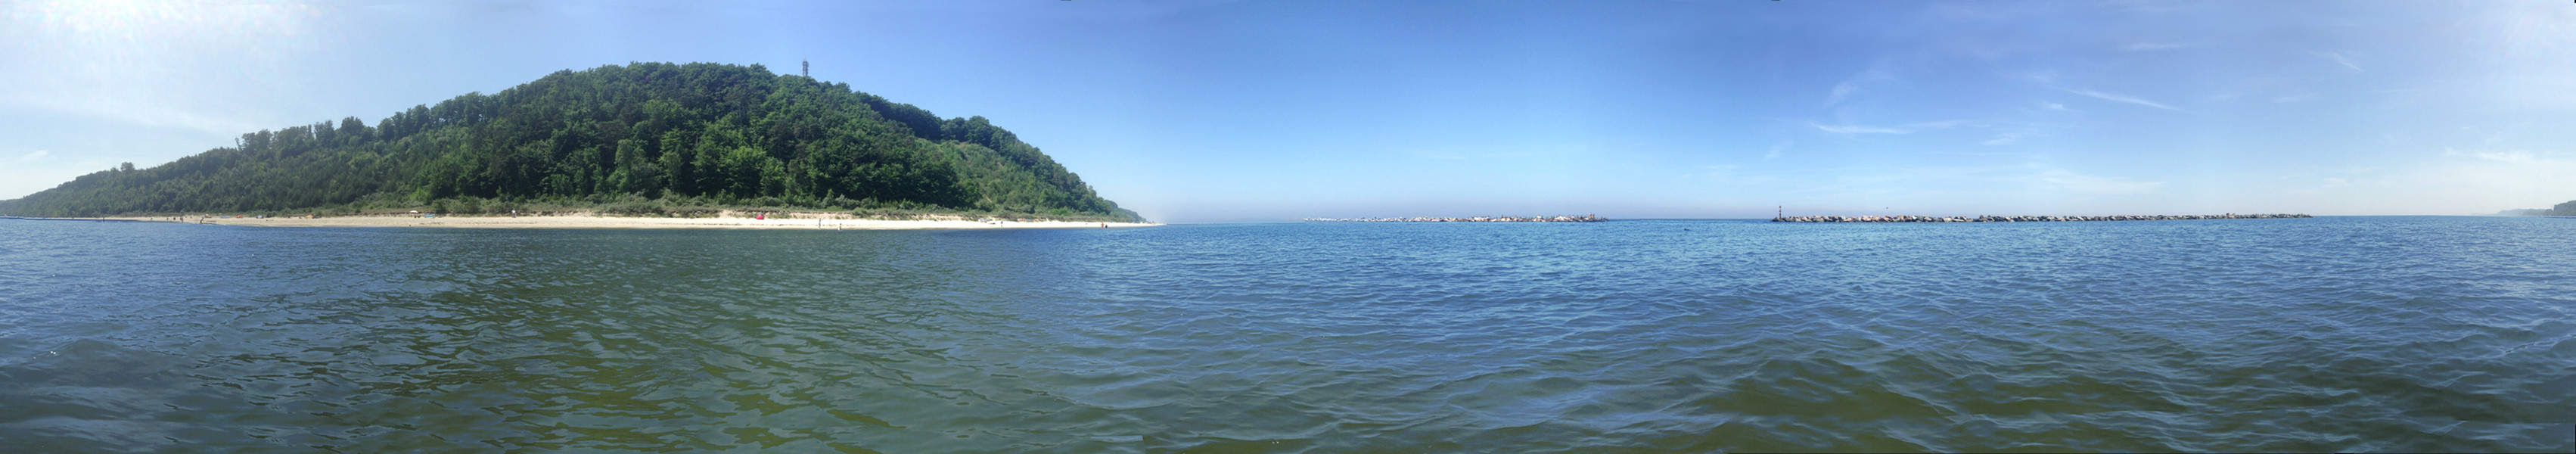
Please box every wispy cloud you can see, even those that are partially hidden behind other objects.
[0,2,307,138]
[1823,64,1896,107]
[1811,120,1968,135]
[1825,82,1862,107]
[1412,149,1550,161]
[2106,0,2193,14]
[1981,132,2024,146]
[1,98,267,136]
[1925,150,2033,157]
[1813,123,1909,135]
[1766,163,2165,210]
[2038,101,2071,112]
[2062,89,2182,111]
[1413,150,1468,161]
[1705,164,1740,180]
[2319,51,2363,73]
[2009,69,2059,84]
[2444,148,2537,163]
[1763,141,1789,160]
[1701,164,1779,185]
[14,150,48,163]
[2032,168,2163,194]
[2307,148,2576,213]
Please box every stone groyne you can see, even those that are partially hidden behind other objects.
[1772,213,2310,222]
[1307,214,1606,222]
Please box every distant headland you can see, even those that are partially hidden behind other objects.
[1306,215,1607,222]
[0,62,1142,224]
[1772,213,2311,223]
[2496,199,2576,216]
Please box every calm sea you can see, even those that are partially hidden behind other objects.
[2,216,2570,452]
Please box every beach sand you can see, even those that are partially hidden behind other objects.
[110,210,1159,230]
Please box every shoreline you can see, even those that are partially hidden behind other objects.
[96,211,1159,230]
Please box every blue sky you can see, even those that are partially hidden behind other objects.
[2,1,2569,222]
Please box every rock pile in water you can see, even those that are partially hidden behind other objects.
[1771,213,2310,222]
[1307,215,1607,222]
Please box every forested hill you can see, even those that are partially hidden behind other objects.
[2500,200,2576,216]
[0,62,1141,221]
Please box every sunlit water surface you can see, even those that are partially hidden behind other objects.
[2,216,2571,452]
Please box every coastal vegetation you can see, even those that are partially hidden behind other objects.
[0,62,1141,222]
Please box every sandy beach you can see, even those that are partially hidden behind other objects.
[107,211,1159,230]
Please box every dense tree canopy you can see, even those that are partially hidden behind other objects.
[0,62,1139,221]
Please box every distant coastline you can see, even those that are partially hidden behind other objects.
[2496,200,2576,216]
[1305,215,1606,222]
[1772,213,2310,223]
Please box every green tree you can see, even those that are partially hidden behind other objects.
[0,62,1140,222]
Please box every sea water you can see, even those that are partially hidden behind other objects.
[2,216,2570,452]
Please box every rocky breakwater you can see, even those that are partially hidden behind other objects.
[1772,213,2311,222]
[1307,214,1607,222]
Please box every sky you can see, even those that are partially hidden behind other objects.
[2,0,2570,222]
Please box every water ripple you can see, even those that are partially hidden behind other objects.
[1,217,2572,452]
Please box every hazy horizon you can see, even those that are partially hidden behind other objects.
[4,1,2569,222]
